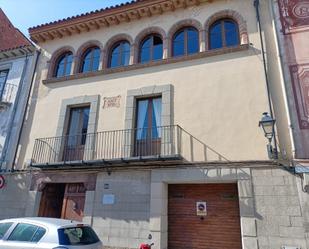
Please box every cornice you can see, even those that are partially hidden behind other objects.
[29,0,206,43]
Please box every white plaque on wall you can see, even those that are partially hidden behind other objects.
[102,194,115,205]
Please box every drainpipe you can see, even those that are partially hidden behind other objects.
[0,51,30,171]
[269,0,296,159]
[253,0,278,158]
[11,49,41,171]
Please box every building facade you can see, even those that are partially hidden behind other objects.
[0,8,39,220]
[2,0,308,249]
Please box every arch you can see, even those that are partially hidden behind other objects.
[48,46,75,78]
[168,19,203,56]
[74,40,104,73]
[134,27,167,63]
[205,10,248,49]
[103,33,134,68]
[167,19,203,39]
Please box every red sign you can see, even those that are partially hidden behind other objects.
[278,0,309,34]
[0,175,5,189]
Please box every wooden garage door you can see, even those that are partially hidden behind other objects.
[168,184,242,249]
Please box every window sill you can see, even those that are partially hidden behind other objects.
[43,44,249,84]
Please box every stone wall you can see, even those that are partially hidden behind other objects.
[0,172,31,220]
[252,168,308,249]
[91,171,151,249]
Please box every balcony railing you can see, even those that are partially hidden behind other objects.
[0,83,17,105]
[31,125,228,167]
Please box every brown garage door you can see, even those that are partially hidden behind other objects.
[168,184,242,249]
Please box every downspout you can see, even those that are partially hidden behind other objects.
[253,0,278,157]
[12,49,41,171]
[269,0,296,159]
[0,51,30,170]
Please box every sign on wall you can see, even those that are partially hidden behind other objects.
[196,201,207,216]
[102,194,115,205]
[103,95,121,109]
[0,175,5,189]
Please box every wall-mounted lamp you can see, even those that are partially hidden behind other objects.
[259,112,278,159]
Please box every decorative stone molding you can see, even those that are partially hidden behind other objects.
[204,10,249,49]
[74,40,104,73]
[134,26,168,63]
[167,19,204,56]
[30,171,97,191]
[47,46,75,79]
[103,33,134,68]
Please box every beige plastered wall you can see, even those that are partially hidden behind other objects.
[16,0,287,168]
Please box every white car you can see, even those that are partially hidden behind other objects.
[0,217,103,249]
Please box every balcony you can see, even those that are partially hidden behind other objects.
[31,125,228,168]
[0,83,17,107]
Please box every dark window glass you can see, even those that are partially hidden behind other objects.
[58,226,100,245]
[209,19,239,50]
[80,47,100,73]
[54,52,73,78]
[139,35,163,63]
[109,41,130,68]
[172,27,199,57]
[0,222,13,239]
[31,227,46,242]
[8,223,44,242]
[0,70,9,98]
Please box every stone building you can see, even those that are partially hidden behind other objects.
[2,0,308,249]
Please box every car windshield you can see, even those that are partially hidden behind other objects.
[58,226,99,245]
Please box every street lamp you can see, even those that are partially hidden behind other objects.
[259,112,277,159]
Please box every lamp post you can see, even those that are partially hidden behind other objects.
[259,112,278,159]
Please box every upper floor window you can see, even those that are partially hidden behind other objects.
[80,47,100,73]
[54,52,73,78]
[108,41,130,68]
[139,34,163,64]
[209,19,239,50]
[172,27,199,57]
[0,70,9,99]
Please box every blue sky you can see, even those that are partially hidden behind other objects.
[0,0,127,36]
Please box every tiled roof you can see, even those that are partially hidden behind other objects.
[0,8,32,52]
[29,0,142,31]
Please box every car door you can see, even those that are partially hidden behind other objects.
[0,223,45,249]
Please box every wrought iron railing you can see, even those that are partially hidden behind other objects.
[31,125,228,166]
[0,83,17,104]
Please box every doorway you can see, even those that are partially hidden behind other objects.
[38,183,86,222]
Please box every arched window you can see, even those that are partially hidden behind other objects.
[139,34,163,64]
[80,46,100,73]
[172,27,199,57]
[209,19,239,50]
[108,41,130,68]
[54,52,73,77]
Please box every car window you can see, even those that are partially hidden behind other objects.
[58,226,99,245]
[7,223,46,242]
[0,222,13,239]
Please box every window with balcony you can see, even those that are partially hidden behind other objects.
[80,47,100,73]
[63,106,90,161]
[209,19,239,50]
[135,97,162,156]
[54,52,73,77]
[108,40,131,68]
[139,34,163,64]
[172,27,199,57]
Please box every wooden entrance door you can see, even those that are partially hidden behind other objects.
[38,184,65,218]
[61,183,86,222]
[168,184,242,249]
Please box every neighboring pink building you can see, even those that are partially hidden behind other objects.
[275,0,309,159]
